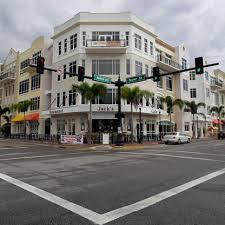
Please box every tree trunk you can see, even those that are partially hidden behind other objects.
[24,112,26,136]
[0,115,1,127]
[218,113,221,134]
[169,113,172,132]
[131,103,133,143]
[88,102,92,144]
[192,113,195,139]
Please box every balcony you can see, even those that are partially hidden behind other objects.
[85,40,127,54]
[156,55,181,72]
[0,70,16,83]
[20,59,36,74]
[210,79,223,90]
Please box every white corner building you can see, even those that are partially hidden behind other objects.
[44,12,193,142]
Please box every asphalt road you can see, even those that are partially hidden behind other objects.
[0,139,225,225]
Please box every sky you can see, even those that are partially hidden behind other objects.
[0,0,224,68]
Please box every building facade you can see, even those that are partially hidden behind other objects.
[189,67,225,137]
[41,12,191,141]
[11,36,53,135]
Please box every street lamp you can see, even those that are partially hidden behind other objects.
[197,115,199,139]
[138,104,142,144]
[158,109,161,141]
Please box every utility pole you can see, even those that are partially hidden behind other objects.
[114,75,125,146]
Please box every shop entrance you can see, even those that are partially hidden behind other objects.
[92,119,117,132]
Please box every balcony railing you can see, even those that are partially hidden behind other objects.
[210,79,223,88]
[0,70,16,81]
[86,40,127,48]
[156,55,181,70]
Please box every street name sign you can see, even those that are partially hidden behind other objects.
[92,74,112,84]
[126,75,146,84]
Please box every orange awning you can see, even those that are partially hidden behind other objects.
[212,119,225,125]
[25,112,39,121]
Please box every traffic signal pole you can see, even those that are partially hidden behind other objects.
[30,59,219,147]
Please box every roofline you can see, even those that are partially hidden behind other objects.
[155,37,175,52]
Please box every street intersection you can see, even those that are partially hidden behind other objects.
[0,139,224,225]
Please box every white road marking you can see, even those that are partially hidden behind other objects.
[0,147,13,150]
[0,172,106,224]
[166,150,225,157]
[1,167,225,225]
[101,167,225,224]
[17,146,28,149]
[0,154,59,161]
[0,152,33,157]
[0,152,103,161]
[118,152,225,162]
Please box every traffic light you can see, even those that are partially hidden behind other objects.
[153,66,160,82]
[195,57,204,74]
[78,66,85,81]
[36,57,45,74]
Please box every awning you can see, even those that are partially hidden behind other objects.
[212,119,225,125]
[25,112,39,121]
[11,114,25,122]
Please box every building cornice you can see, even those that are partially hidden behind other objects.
[52,21,157,39]
[156,38,175,52]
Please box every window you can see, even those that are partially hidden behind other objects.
[64,38,67,53]
[98,89,113,104]
[69,90,76,105]
[57,93,60,107]
[31,74,40,90]
[82,32,86,46]
[126,59,130,75]
[144,39,148,53]
[58,41,62,55]
[82,59,85,68]
[92,31,119,41]
[20,59,30,70]
[184,122,189,131]
[135,61,142,76]
[157,77,163,88]
[190,88,197,98]
[183,79,188,91]
[125,31,129,46]
[57,74,61,81]
[5,87,8,96]
[32,51,41,64]
[157,97,164,110]
[30,97,40,110]
[57,119,66,134]
[135,34,141,50]
[92,59,120,75]
[68,119,76,135]
[145,64,149,77]
[62,91,66,106]
[12,85,14,94]
[63,65,67,79]
[19,79,29,94]
[8,86,11,96]
[70,34,77,50]
[206,88,210,97]
[166,76,173,91]
[222,95,224,105]
[205,71,209,81]
[150,41,153,55]
[69,61,76,77]
[182,58,187,69]
[190,71,196,80]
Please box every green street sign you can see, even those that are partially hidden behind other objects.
[126,75,146,84]
[92,74,112,84]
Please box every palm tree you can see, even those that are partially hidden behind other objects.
[185,101,206,138]
[162,96,184,132]
[121,86,153,142]
[72,82,107,144]
[0,106,10,127]
[210,105,224,137]
[14,100,33,135]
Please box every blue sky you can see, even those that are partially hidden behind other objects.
[0,0,224,68]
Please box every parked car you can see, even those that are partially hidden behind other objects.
[162,132,191,144]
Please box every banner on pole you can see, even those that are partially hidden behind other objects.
[60,135,83,144]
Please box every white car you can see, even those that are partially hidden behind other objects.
[162,132,191,144]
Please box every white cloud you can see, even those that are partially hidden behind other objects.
[0,0,224,69]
